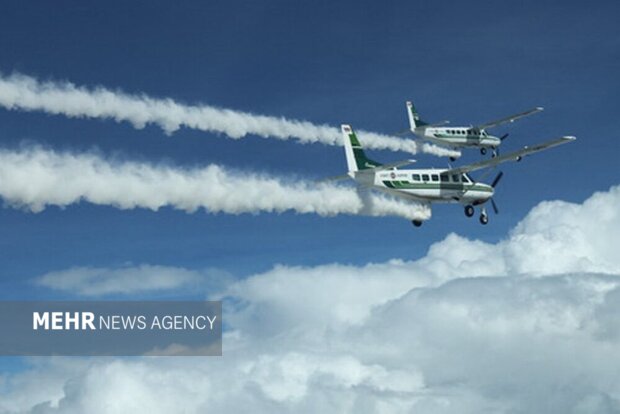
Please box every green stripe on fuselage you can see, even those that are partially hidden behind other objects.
[433,134,482,143]
[381,181,492,192]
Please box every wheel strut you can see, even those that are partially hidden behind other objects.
[479,208,489,225]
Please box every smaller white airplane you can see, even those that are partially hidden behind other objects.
[335,124,575,226]
[405,101,544,159]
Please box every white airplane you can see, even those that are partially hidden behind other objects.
[405,101,544,159]
[337,124,575,227]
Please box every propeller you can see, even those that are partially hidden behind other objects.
[490,134,508,158]
[491,199,499,215]
[489,171,503,215]
[491,171,504,188]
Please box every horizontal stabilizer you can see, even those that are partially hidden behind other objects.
[427,120,450,127]
[322,159,416,182]
[364,159,416,172]
[316,173,351,183]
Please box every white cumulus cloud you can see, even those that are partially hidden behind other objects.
[33,265,233,297]
[2,185,620,413]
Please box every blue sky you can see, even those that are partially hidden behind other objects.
[0,2,619,411]
[0,0,617,291]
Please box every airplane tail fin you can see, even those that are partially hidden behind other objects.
[406,101,429,130]
[342,124,382,172]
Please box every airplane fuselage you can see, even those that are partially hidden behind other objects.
[353,168,494,205]
[415,127,501,149]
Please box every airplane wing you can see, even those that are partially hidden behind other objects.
[476,107,544,130]
[444,136,576,175]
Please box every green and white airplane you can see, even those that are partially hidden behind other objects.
[405,101,544,159]
[339,124,575,227]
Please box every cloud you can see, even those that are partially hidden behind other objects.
[3,185,620,413]
[0,73,458,157]
[32,265,233,297]
[501,186,620,275]
[0,146,431,221]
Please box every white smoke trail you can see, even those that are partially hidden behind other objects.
[0,73,457,157]
[359,190,431,221]
[0,146,431,221]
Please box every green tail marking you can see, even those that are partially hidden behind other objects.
[349,132,382,170]
[409,103,429,127]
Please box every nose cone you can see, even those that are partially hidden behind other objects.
[490,136,502,147]
[483,184,495,200]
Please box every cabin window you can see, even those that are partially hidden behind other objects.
[422,174,429,181]
[440,174,449,182]
[461,174,471,183]
[412,174,421,181]
[452,174,460,182]
[431,174,439,182]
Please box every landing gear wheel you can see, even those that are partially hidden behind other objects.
[479,213,489,225]
[450,157,456,162]
[412,220,423,227]
[464,205,475,217]
[480,147,487,155]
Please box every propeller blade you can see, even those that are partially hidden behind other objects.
[491,171,504,188]
[500,133,509,141]
[491,198,499,215]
